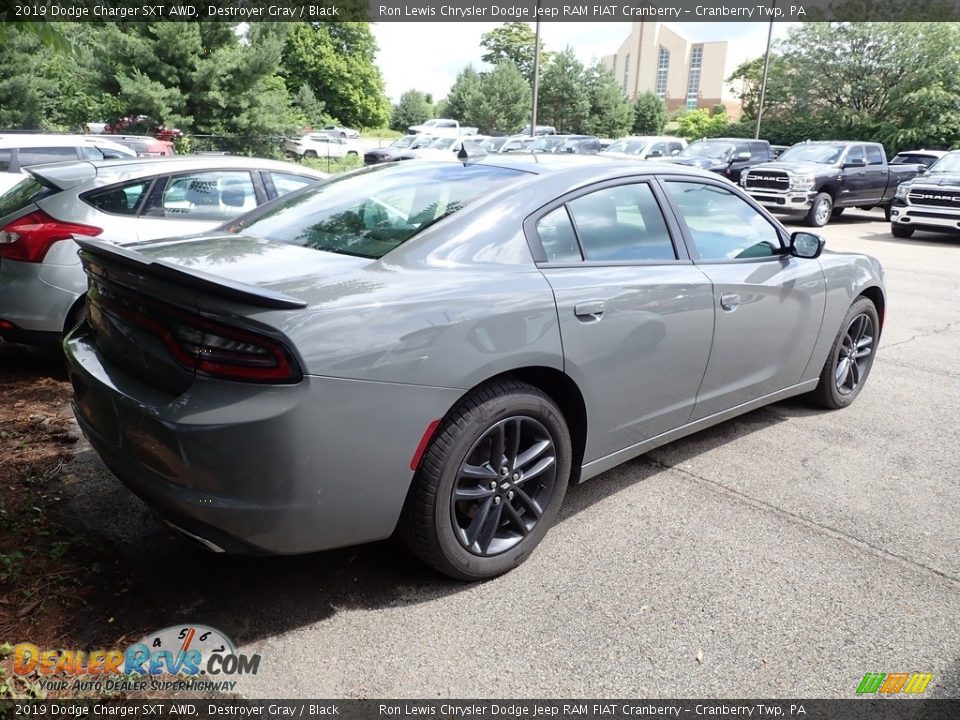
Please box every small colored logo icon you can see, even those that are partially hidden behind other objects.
[856,672,933,695]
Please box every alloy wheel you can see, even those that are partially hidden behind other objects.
[451,416,558,557]
[836,313,875,395]
[815,199,832,226]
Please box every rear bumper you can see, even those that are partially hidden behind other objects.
[65,324,463,555]
[0,251,83,340]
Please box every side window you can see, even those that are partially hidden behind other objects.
[270,172,320,197]
[734,143,752,158]
[535,206,581,263]
[144,171,257,221]
[566,183,676,262]
[648,142,667,158]
[18,147,79,167]
[845,145,864,166]
[0,149,11,172]
[82,146,105,160]
[865,146,884,166]
[668,142,683,155]
[664,181,781,260]
[84,181,151,216]
[752,142,769,159]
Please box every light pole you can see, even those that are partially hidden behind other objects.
[530,8,541,137]
[754,0,776,139]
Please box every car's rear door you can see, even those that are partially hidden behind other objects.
[526,178,715,463]
[659,176,826,420]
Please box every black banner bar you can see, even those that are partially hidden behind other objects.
[1,700,959,720]
[1,0,960,23]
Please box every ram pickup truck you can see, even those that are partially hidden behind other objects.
[406,118,479,137]
[668,138,773,183]
[889,149,960,238]
[740,141,925,227]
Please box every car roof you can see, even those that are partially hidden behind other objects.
[471,153,713,179]
[28,155,329,189]
[0,133,129,149]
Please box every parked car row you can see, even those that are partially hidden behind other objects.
[0,134,139,194]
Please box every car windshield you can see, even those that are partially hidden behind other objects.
[604,139,651,155]
[927,153,960,173]
[482,137,508,152]
[234,163,528,259]
[391,136,417,149]
[530,137,565,152]
[678,141,735,160]
[428,137,457,150]
[777,144,845,164]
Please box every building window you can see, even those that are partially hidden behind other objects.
[622,53,630,94]
[655,47,670,99]
[686,45,702,109]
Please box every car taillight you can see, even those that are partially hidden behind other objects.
[0,211,102,263]
[95,293,302,384]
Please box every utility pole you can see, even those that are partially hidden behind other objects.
[754,0,776,139]
[530,8,541,137]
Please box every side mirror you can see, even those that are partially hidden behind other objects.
[918,166,927,174]
[736,151,751,160]
[790,231,825,259]
[648,150,663,158]
[671,149,681,156]
[843,158,867,169]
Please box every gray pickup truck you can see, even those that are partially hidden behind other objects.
[740,141,925,227]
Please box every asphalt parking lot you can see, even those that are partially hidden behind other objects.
[32,209,960,698]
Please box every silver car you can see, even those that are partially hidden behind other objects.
[0,156,327,345]
[64,157,885,580]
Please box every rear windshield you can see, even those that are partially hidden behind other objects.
[0,177,56,219]
[232,162,528,259]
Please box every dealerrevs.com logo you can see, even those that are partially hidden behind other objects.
[11,625,260,693]
[856,672,933,695]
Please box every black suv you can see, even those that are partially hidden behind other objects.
[669,138,774,183]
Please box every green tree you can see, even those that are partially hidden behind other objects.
[677,108,729,140]
[390,89,434,132]
[480,22,548,85]
[445,65,482,124]
[282,22,390,129]
[470,62,531,135]
[631,91,668,135]
[582,63,632,137]
[728,23,960,152]
[292,85,327,129]
[538,47,590,134]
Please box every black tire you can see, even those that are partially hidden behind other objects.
[807,297,879,409]
[400,381,572,580]
[339,131,346,138]
[891,223,914,238]
[831,207,845,218]
[304,150,318,159]
[805,192,833,227]
[347,150,357,157]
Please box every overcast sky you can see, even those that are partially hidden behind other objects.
[372,22,795,103]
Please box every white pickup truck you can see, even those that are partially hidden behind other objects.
[407,119,479,138]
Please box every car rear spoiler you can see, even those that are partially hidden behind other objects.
[75,237,307,310]
[27,162,99,191]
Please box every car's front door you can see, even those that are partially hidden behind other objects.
[660,178,826,420]
[527,179,715,463]
[839,144,872,205]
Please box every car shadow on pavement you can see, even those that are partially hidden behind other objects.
[47,396,818,650]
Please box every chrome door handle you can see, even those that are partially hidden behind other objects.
[574,301,606,321]
[720,293,740,311]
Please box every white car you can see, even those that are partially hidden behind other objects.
[285,134,359,159]
[407,119,479,138]
[411,136,484,160]
[0,134,137,194]
[0,156,327,346]
[322,125,360,139]
[601,136,688,161]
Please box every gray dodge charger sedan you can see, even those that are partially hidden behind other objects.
[64,156,885,580]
